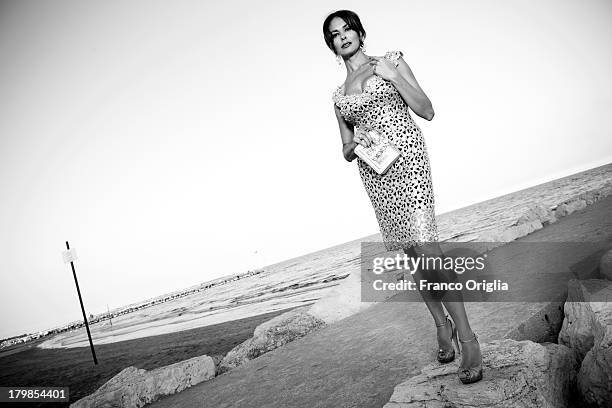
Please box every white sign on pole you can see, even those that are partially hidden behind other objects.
[62,248,78,264]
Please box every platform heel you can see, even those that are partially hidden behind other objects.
[457,332,483,384]
[435,315,457,364]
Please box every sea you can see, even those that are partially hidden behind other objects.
[36,162,612,348]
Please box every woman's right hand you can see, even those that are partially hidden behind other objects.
[353,128,374,148]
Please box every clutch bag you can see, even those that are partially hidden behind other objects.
[354,127,401,175]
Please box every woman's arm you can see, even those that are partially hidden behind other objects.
[335,105,358,162]
[372,56,435,121]
[334,104,375,162]
[390,57,435,120]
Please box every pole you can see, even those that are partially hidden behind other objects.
[107,304,113,328]
[66,241,98,365]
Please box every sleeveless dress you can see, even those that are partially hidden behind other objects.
[332,50,439,251]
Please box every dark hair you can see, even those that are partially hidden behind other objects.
[322,10,366,55]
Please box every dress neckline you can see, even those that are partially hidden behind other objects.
[334,51,400,101]
[336,75,379,98]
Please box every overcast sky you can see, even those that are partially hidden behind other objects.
[1,0,611,339]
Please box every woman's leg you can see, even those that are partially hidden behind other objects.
[402,246,453,353]
[408,242,482,372]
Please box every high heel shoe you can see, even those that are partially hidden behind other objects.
[435,315,458,364]
[457,332,483,384]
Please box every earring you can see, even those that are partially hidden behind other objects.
[360,40,366,53]
[336,54,343,66]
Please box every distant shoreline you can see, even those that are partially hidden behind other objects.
[0,268,266,349]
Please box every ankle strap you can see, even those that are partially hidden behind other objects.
[459,332,478,343]
[435,315,450,327]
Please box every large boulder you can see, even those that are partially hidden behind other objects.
[553,199,587,218]
[218,306,325,374]
[558,280,600,360]
[383,339,578,408]
[579,319,612,407]
[559,279,612,407]
[515,203,556,226]
[70,355,216,408]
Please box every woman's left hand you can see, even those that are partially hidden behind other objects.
[370,57,400,82]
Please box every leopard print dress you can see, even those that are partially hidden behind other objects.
[333,50,439,251]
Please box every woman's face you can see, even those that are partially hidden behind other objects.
[328,17,362,57]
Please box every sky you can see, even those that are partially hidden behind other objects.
[1,0,611,339]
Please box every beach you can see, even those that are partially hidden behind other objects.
[0,192,610,407]
[28,163,612,350]
[147,193,612,408]
[1,165,611,407]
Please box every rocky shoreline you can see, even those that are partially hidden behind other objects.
[478,181,612,245]
[70,186,612,408]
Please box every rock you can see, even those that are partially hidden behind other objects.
[554,199,587,218]
[580,191,596,205]
[558,280,599,361]
[70,355,216,407]
[579,321,612,407]
[218,306,325,374]
[600,249,612,280]
[505,301,565,343]
[498,226,522,242]
[515,204,556,226]
[508,219,544,239]
[383,339,578,408]
[558,279,612,407]
[554,203,571,218]
[569,198,587,212]
[598,183,612,198]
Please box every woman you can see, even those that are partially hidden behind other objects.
[323,10,483,384]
